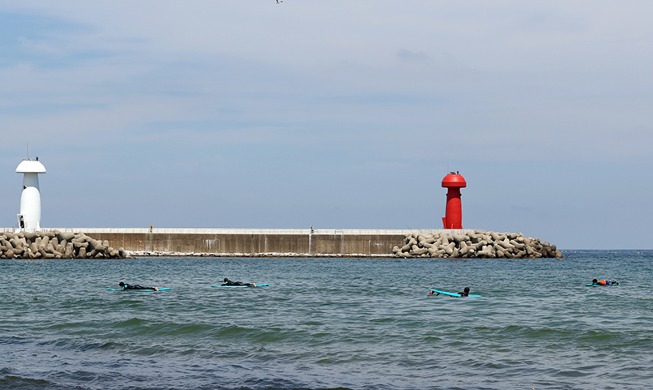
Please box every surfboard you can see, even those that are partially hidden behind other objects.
[211,283,269,288]
[429,289,481,298]
[106,287,172,292]
[585,283,618,287]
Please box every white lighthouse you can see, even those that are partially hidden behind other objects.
[16,158,47,232]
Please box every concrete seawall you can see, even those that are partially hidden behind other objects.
[0,228,562,258]
[48,228,455,257]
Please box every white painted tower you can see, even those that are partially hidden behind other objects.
[16,158,47,232]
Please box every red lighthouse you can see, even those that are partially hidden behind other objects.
[441,172,467,229]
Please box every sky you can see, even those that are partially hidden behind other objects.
[1,1,652,250]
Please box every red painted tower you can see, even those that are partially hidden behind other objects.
[441,171,467,229]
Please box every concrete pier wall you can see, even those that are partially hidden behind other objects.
[0,228,561,258]
[12,228,473,257]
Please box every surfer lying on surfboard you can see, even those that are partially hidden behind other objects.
[429,287,476,297]
[222,278,256,287]
[119,281,158,291]
[591,279,619,286]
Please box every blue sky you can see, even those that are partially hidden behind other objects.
[1,1,652,249]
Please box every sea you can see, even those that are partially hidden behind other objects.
[1,250,651,390]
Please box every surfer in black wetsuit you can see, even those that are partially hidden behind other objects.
[458,287,470,297]
[222,278,256,287]
[119,281,158,291]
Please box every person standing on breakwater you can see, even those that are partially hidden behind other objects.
[119,282,158,291]
[222,278,256,287]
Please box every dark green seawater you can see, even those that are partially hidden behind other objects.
[1,251,652,389]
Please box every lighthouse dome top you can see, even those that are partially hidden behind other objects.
[16,159,46,174]
[441,171,466,188]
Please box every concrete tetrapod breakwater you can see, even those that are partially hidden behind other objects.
[0,231,127,259]
[0,228,563,259]
[393,230,563,258]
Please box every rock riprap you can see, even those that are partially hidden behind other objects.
[393,231,563,258]
[0,231,127,259]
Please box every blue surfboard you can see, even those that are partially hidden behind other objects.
[429,289,481,298]
[106,287,172,292]
[585,283,618,287]
[211,283,269,288]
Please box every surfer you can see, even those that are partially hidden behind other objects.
[592,279,619,286]
[428,287,473,297]
[119,281,158,291]
[222,278,256,287]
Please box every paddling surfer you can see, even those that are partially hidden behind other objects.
[458,287,471,297]
[119,281,158,291]
[222,278,256,287]
[427,287,472,297]
[592,279,619,286]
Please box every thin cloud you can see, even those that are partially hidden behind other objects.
[396,49,431,65]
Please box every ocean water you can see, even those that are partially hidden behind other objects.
[1,251,651,390]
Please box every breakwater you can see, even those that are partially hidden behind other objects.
[393,231,563,258]
[0,228,562,258]
[0,231,126,259]
[55,228,410,257]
